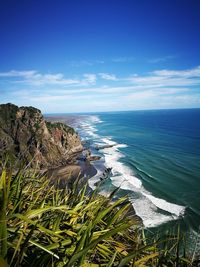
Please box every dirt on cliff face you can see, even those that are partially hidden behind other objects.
[0,103,83,168]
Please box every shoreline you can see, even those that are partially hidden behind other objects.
[46,114,144,226]
[46,114,102,188]
[38,113,200,256]
[46,114,192,232]
[48,159,98,188]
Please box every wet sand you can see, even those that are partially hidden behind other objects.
[48,160,97,188]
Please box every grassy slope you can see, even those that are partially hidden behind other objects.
[0,165,198,267]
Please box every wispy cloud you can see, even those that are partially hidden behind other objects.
[153,66,200,77]
[82,74,96,85]
[148,55,177,63]
[1,66,200,112]
[0,70,79,86]
[70,57,134,66]
[128,66,200,87]
[112,56,134,63]
[0,70,37,78]
[98,73,117,81]
[0,70,97,86]
[70,59,105,67]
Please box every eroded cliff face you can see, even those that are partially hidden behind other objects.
[0,103,83,168]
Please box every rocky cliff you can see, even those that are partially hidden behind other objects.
[0,103,83,168]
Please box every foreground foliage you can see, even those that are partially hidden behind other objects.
[0,166,199,266]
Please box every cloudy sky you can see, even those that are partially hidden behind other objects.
[0,0,200,113]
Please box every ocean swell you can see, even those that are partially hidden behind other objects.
[79,115,186,228]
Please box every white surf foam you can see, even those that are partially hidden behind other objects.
[89,115,103,124]
[100,138,142,189]
[79,120,100,138]
[143,192,185,217]
[88,169,102,190]
[81,115,103,138]
[116,144,128,148]
[93,136,185,227]
[80,116,186,228]
[131,196,174,227]
[102,137,117,146]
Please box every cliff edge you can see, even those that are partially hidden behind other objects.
[0,103,83,168]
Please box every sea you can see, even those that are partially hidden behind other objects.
[47,109,200,252]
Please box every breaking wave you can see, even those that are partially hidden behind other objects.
[79,115,186,228]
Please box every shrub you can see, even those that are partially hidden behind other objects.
[0,165,198,266]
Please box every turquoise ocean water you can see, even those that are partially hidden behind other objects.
[71,109,200,232]
[48,109,200,248]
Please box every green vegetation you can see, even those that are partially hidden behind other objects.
[0,103,18,124]
[46,121,75,135]
[0,164,198,266]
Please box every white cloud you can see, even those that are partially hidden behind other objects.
[3,66,199,90]
[98,73,117,81]
[128,66,200,87]
[0,70,98,86]
[0,70,79,86]
[148,55,177,63]
[82,74,96,85]
[1,66,200,112]
[0,70,37,78]
[153,66,200,77]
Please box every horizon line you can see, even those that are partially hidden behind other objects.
[44,107,200,115]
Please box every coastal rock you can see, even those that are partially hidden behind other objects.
[82,149,101,161]
[95,144,115,150]
[87,155,101,161]
[0,103,83,168]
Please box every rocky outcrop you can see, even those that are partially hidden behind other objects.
[0,103,83,168]
[95,144,115,150]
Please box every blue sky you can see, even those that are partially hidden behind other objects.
[0,0,200,113]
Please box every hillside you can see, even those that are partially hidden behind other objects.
[0,103,83,168]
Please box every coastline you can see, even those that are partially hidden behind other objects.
[46,114,143,227]
[1,111,198,266]
[45,112,199,234]
[45,115,100,187]
[48,159,97,187]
